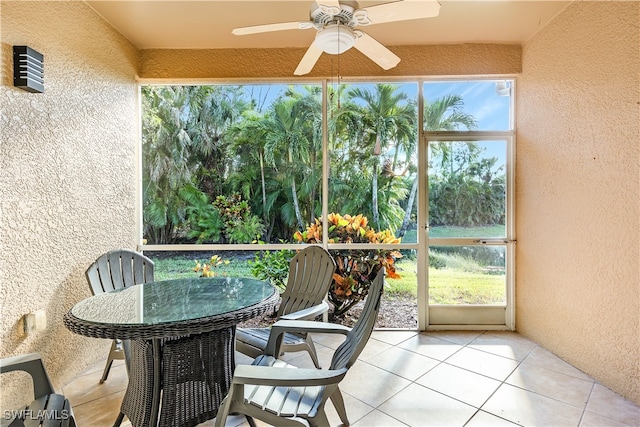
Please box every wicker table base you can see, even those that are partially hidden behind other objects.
[161,328,235,427]
[117,328,236,427]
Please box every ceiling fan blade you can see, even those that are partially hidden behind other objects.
[294,43,323,75]
[357,0,441,26]
[353,31,400,70]
[232,21,312,36]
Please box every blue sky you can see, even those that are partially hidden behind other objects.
[421,80,512,167]
[421,80,512,131]
[243,79,512,131]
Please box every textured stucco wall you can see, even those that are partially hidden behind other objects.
[517,1,639,405]
[0,1,139,408]
[139,43,521,80]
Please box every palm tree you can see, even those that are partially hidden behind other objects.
[263,98,313,231]
[228,111,267,217]
[142,86,199,244]
[142,85,250,243]
[285,86,323,224]
[187,85,248,195]
[346,84,416,230]
[397,94,478,236]
[228,86,323,242]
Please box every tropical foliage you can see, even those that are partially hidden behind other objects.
[212,194,264,244]
[141,82,506,315]
[429,142,505,226]
[248,248,294,292]
[294,213,402,316]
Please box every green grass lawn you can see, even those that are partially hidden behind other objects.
[151,253,253,281]
[383,259,504,304]
[150,252,505,305]
[428,268,505,304]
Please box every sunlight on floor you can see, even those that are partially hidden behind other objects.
[63,331,639,427]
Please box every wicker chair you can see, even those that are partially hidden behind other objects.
[85,249,154,383]
[0,353,76,427]
[215,268,385,427]
[236,246,335,368]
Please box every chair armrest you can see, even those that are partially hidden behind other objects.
[272,319,351,335]
[279,301,329,321]
[232,365,348,387]
[0,352,55,397]
[264,320,351,356]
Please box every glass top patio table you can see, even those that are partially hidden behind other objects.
[64,277,279,427]
[65,277,279,340]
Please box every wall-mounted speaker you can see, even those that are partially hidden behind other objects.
[13,46,44,93]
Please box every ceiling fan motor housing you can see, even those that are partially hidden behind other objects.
[311,1,360,54]
[311,1,357,25]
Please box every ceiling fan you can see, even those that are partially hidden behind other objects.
[232,0,441,75]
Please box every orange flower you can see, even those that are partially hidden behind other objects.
[387,268,401,279]
[294,213,403,311]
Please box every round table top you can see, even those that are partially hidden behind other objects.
[64,277,279,340]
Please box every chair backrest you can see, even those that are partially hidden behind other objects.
[277,246,336,317]
[329,268,385,371]
[86,249,155,295]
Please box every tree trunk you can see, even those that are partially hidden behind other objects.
[259,151,267,226]
[398,176,418,237]
[291,180,304,231]
[372,163,379,229]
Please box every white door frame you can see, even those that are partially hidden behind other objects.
[418,131,516,331]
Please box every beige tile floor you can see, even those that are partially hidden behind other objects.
[63,331,640,427]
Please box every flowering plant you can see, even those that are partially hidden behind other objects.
[294,213,402,316]
[193,255,230,277]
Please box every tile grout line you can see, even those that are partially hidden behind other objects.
[471,342,537,427]
[456,333,530,426]
[371,331,523,426]
[577,381,597,427]
[369,330,518,426]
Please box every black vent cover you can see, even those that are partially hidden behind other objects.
[13,45,44,93]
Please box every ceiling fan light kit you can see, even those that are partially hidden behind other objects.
[232,0,441,75]
[314,24,356,54]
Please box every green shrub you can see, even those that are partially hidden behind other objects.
[429,251,447,269]
[182,185,224,243]
[213,194,264,244]
[248,249,294,291]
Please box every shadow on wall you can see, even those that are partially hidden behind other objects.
[2,42,16,87]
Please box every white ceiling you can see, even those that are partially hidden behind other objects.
[86,1,571,50]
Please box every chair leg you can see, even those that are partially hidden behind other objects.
[329,388,349,426]
[309,411,331,427]
[214,394,232,427]
[100,339,124,383]
[305,335,321,369]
